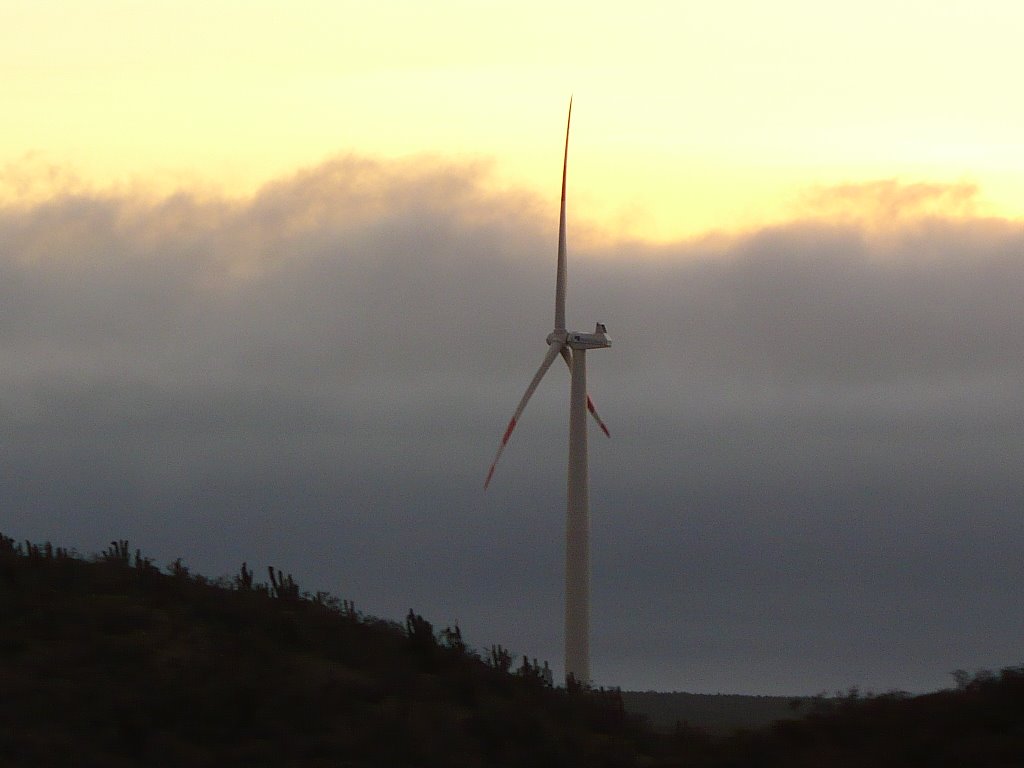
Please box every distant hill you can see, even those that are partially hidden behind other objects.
[3,532,1023,767]
[621,691,806,734]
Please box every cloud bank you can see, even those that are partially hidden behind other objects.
[3,158,1023,694]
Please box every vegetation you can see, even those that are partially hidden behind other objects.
[2,532,1023,766]
[0,533,643,767]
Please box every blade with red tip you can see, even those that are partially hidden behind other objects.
[485,341,564,489]
[560,346,610,437]
[586,394,611,437]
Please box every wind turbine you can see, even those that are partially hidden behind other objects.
[484,100,611,686]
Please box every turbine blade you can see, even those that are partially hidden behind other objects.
[586,394,611,438]
[485,341,564,489]
[561,347,610,437]
[555,99,571,332]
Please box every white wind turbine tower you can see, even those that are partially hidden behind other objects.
[484,100,611,686]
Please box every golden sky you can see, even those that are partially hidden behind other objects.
[3,0,1022,240]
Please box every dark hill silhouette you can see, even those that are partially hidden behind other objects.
[2,532,1023,767]
[0,534,644,767]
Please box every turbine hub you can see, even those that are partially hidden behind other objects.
[546,329,569,346]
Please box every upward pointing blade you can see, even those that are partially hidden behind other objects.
[554,99,571,332]
[485,341,564,489]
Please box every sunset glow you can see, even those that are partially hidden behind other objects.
[3,0,1022,240]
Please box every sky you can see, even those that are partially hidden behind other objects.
[3,1,1024,695]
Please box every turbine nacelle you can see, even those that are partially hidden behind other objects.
[565,322,611,350]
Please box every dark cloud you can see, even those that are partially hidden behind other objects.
[3,164,1023,694]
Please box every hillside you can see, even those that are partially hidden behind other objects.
[2,533,1023,767]
[0,534,650,767]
